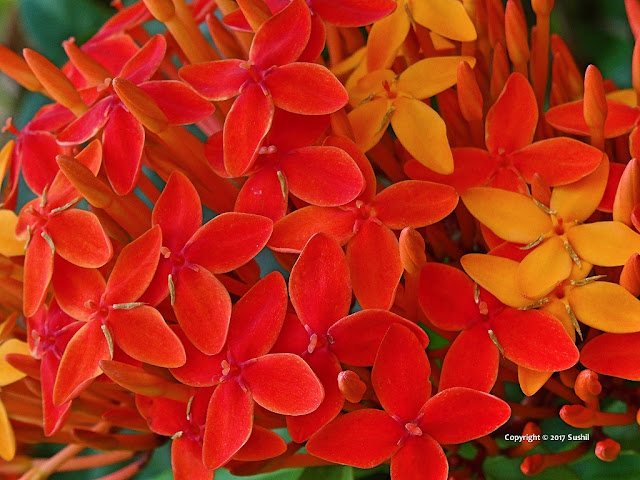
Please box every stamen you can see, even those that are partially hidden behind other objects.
[488,329,505,356]
[520,234,545,250]
[570,275,606,286]
[564,242,582,267]
[101,325,114,358]
[565,304,583,340]
[520,298,549,310]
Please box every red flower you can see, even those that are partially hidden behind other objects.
[306,323,511,480]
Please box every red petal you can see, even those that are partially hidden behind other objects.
[233,424,287,461]
[169,326,224,387]
[23,233,54,318]
[235,168,287,222]
[102,104,144,195]
[140,80,215,125]
[152,171,202,253]
[581,333,640,380]
[266,63,348,115]
[202,381,253,469]
[485,72,537,154]
[545,99,639,138]
[314,0,396,26]
[269,206,357,253]
[282,146,364,206]
[41,352,71,436]
[328,310,429,366]
[372,180,458,230]
[347,221,402,310]
[242,353,324,415]
[491,309,579,371]
[439,325,499,393]
[419,387,510,444]
[56,96,116,145]
[105,225,162,304]
[52,258,105,321]
[306,409,402,468]
[297,12,326,62]
[179,59,249,101]
[223,84,274,177]
[418,263,475,331]
[404,149,494,194]
[325,135,377,203]
[228,272,287,361]
[184,212,273,273]
[286,350,344,442]
[390,434,448,480]
[510,138,603,185]
[120,34,166,84]
[289,233,351,334]
[20,132,63,194]
[47,210,112,268]
[173,267,231,355]
[53,320,110,405]
[109,306,186,367]
[268,109,330,151]
[372,324,431,421]
[249,0,311,69]
[172,436,212,480]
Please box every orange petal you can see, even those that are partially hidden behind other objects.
[518,367,553,396]
[569,282,640,333]
[460,254,529,308]
[613,158,640,227]
[348,97,391,153]
[0,400,15,461]
[366,5,411,71]
[550,156,609,223]
[541,298,576,341]
[568,221,640,267]
[516,236,572,298]
[461,187,552,244]
[397,56,476,99]
[349,69,394,106]
[0,210,25,257]
[0,339,30,386]
[390,97,453,174]
[411,0,477,41]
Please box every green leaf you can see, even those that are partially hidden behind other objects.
[483,455,580,480]
[299,466,354,480]
[18,0,112,66]
[570,452,640,480]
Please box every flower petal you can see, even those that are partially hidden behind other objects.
[139,80,215,125]
[306,409,402,468]
[173,266,231,355]
[411,0,476,41]
[179,59,248,101]
[391,97,453,175]
[461,187,552,244]
[233,424,287,461]
[203,381,253,469]
[366,5,410,71]
[235,167,287,222]
[109,306,186,367]
[348,97,390,153]
[105,225,162,304]
[569,281,640,333]
[242,353,324,415]
[397,56,476,99]
[371,180,458,229]
[390,434,448,480]
[47,210,112,268]
[347,221,402,310]
[52,258,105,321]
[223,84,274,177]
[328,310,429,366]
[516,236,573,299]
[485,73,537,154]
[568,221,640,267]
[439,326,499,393]
[281,146,364,206]
[289,232,351,333]
[314,0,395,26]
[266,63,348,115]
[419,387,510,444]
[269,206,357,253]
[228,272,287,361]
[23,233,54,318]
[120,34,166,84]
[53,320,110,405]
[184,212,273,274]
[0,399,15,460]
[418,263,476,331]
[372,323,431,421]
[518,367,553,397]
[491,309,579,371]
[581,332,640,380]
[545,99,639,138]
[172,436,212,480]
[460,254,529,308]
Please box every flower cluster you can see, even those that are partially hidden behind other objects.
[0,0,639,479]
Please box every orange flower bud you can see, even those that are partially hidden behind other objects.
[112,77,169,134]
[532,0,554,16]
[613,158,640,227]
[337,370,367,404]
[584,65,608,131]
[142,0,175,22]
[0,45,43,93]
[574,369,601,408]
[490,42,510,101]
[620,253,640,297]
[62,37,111,87]
[595,439,621,462]
[505,0,530,72]
[457,61,483,122]
[399,228,426,274]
